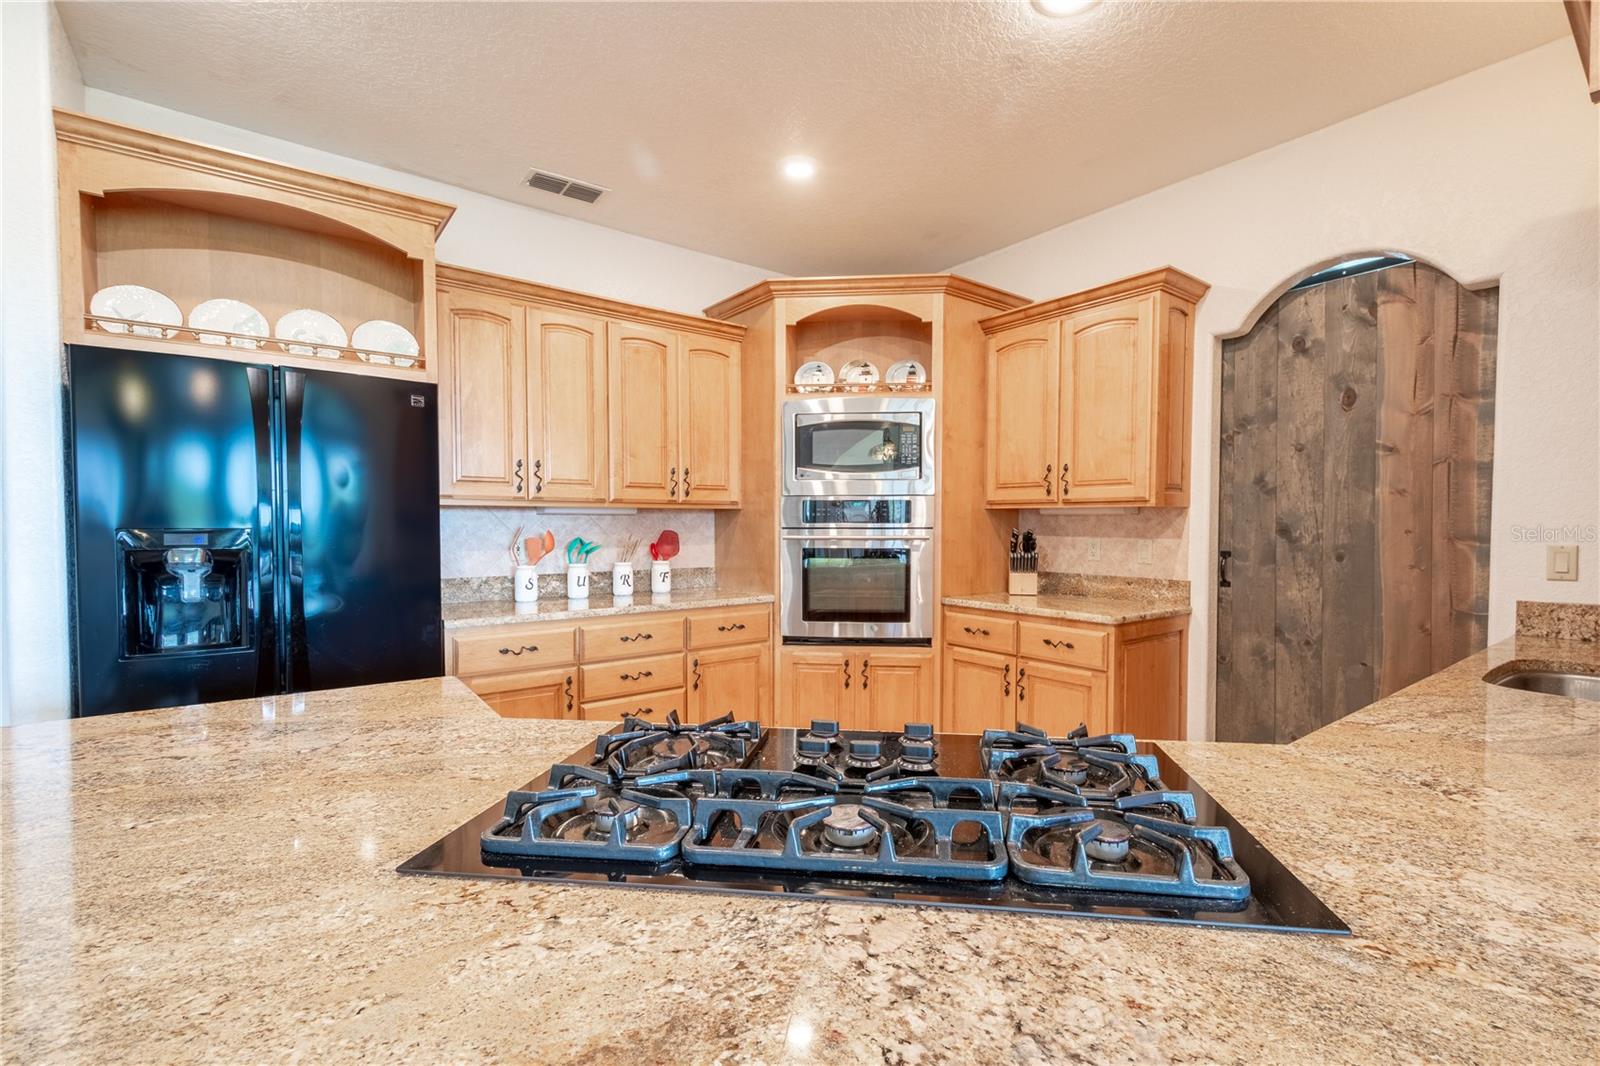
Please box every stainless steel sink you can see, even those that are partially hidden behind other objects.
[1486,668,1600,701]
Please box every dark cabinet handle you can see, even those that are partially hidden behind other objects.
[1060,463,1069,496]
[564,674,573,713]
[1003,662,1011,697]
[636,706,655,716]
[1219,549,1233,589]
[683,467,691,498]
[1017,665,1027,702]
[861,658,869,691]
[619,632,653,643]
[498,644,540,656]
[514,458,525,493]
[669,466,678,497]
[1043,463,1052,496]
[962,625,990,637]
[1042,638,1076,651]
[716,622,747,633]
[843,659,851,690]
[532,458,544,494]
[692,657,702,691]
[618,670,654,682]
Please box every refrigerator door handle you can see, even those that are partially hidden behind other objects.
[248,366,279,697]
[279,369,311,691]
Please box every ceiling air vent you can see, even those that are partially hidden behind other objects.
[523,168,608,204]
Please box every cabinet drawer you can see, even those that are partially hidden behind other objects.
[688,606,770,649]
[579,653,686,701]
[1017,620,1107,670]
[460,667,577,719]
[945,610,1017,655]
[581,687,686,724]
[452,625,576,676]
[581,615,685,662]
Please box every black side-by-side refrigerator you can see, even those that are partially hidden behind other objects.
[66,344,443,716]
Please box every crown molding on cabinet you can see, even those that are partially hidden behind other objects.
[704,274,1029,321]
[976,266,1210,334]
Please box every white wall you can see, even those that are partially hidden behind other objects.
[0,1,83,726]
[952,40,1600,739]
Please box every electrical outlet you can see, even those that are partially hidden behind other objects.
[1137,540,1153,565]
[1547,544,1580,581]
[1086,538,1102,562]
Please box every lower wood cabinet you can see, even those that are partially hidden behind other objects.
[461,666,577,719]
[689,642,772,722]
[942,608,1187,738]
[778,647,935,730]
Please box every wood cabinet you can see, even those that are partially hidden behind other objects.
[779,647,935,730]
[448,604,774,723]
[436,265,743,508]
[980,268,1206,508]
[943,607,1187,738]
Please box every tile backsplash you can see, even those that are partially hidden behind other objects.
[1017,508,1189,581]
[439,508,716,580]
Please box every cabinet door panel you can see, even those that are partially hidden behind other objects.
[438,288,526,499]
[854,651,935,732]
[461,667,576,719]
[680,336,740,505]
[690,642,771,723]
[781,649,850,728]
[528,308,608,502]
[1015,659,1108,737]
[608,321,680,503]
[1061,296,1154,503]
[942,646,1015,734]
[987,320,1059,505]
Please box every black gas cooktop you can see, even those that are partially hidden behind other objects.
[399,714,1349,935]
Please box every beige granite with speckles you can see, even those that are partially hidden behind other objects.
[1516,599,1600,642]
[443,586,774,629]
[943,590,1190,624]
[3,637,1597,1064]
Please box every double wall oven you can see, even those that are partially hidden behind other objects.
[780,397,935,645]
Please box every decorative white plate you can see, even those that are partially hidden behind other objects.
[190,299,268,349]
[793,360,835,387]
[885,359,928,385]
[276,309,348,359]
[89,285,181,338]
[352,320,420,368]
[838,359,880,385]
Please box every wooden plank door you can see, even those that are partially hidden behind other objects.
[437,286,527,499]
[689,642,772,723]
[1059,295,1154,503]
[608,321,680,503]
[679,335,740,505]
[1014,659,1107,737]
[942,646,1015,734]
[527,307,608,502]
[986,319,1059,505]
[781,648,850,728]
[853,651,936,731]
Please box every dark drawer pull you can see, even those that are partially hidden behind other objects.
[962,626,990,637]
[1042,638,1076,650]
[716,622,747,633]
[498,644,539,656]
[619,632,654,643]
[618,670,654,682]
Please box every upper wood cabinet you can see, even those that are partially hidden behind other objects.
[435,265,743,508]
[981,268,1206,508]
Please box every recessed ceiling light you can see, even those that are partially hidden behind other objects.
[1032,0,1098,16]
[781,156,817,182]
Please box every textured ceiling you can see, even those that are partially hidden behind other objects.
[58,1,1567,275]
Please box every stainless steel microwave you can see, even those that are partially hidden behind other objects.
[782,396,935,496]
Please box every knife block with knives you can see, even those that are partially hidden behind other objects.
[1007,528,1039,596]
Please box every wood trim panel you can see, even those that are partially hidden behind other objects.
[977,267,1209,333]
[705,274,1029,321]
[1566,1,1599,102]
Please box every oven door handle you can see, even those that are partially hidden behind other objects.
[780,532,932,542]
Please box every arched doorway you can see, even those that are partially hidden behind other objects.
[1215,257,1498,743]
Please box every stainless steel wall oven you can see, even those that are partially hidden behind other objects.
[780,497,933,644]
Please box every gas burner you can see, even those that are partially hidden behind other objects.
[716,768,840,800]
[1005,806,1250,901]
[864,775,996,809]
[481,784,689,863]
[682,794,1007,881]
[992,742,1165,802]
[594,710,762,768]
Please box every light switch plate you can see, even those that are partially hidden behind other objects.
[1546,544,1579,581]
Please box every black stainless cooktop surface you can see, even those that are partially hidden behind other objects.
[399,715,1349,935]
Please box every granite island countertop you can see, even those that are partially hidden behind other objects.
[444,586,775,629]
[3,636,1596,1063]
[943,590,1191,624]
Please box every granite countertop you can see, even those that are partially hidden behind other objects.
[943,590,1191,624]
[443,587,775,629]
[3,636,1597,1063]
